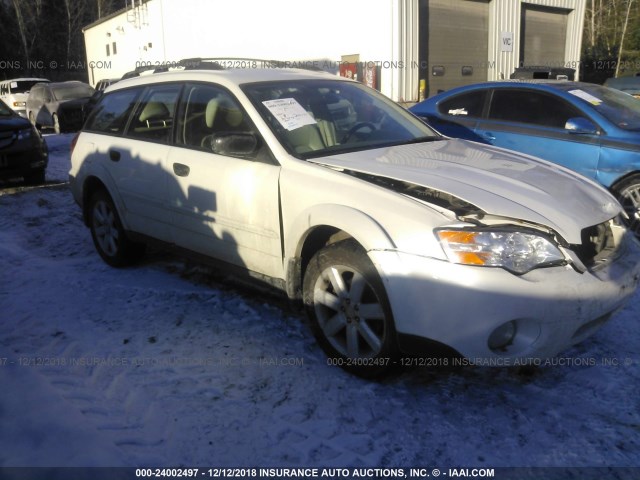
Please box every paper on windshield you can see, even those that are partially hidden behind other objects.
[568,89,602,105]
[262,98,317,131]
[10,82,17,88]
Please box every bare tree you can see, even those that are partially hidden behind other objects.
[63,0,88,63]
[96,0,118,19]
[11,0,44,68]
[615,0,635,76]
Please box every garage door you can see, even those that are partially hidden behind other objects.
[426,0,489,97]
[521,6,568,66]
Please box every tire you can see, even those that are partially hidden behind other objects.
[613,174,640,238]
[29,112,41,131]
[88,189,145,267]
[24,169,45,186]
[52,113,61,134]
[303,239,398,377]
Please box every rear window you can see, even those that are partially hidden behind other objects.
[11,80,46,93]
[86,88,141,135]
[52,83,95,101]
[438,91,487,118]
[126,85,181,143]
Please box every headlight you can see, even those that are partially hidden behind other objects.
[436,228,566,274]
[16,128,33,141]
[13,101,26,107]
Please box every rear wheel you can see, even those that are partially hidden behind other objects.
[613,174,640,237]
[303,239,398,377]
[88,189,145,267]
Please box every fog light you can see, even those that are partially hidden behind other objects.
[488,321,517,352]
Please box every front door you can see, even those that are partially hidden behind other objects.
[166,83,283,278]
[477,88,601,180]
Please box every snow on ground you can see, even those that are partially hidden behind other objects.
[1,134,639,472]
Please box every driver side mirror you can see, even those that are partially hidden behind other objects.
[565,117,598,135]
[210,132,258,157]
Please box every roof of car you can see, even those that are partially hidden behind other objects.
[109,67,344,92]
[43,80,91,87]
[1,77,50,83]
[475,80,587,89]
[427,80,601,100]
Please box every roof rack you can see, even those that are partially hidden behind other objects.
[119,56,329,81]
[178,57,324,72]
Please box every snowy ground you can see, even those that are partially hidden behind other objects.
[1,134,639,473]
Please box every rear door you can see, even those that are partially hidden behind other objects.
[116,84,182,240]
[166,83,283,277]
[475,88,602,179]
[84,84,182,242]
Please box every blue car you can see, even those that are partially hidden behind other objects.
[409,81,640,234]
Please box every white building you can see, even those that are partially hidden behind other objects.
[83,0,586,102]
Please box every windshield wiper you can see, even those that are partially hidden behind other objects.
[396,136,443,146]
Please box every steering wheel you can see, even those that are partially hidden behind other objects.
[341,122,376,143]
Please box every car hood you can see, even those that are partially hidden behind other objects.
[58,98,91,109]
[309,139,620,244]
[0,115,30,132]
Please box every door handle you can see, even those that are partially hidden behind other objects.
[108,149,121,162]
[173,163,190,177]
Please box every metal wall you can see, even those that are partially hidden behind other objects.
[487,0,586,82]
[522,6,568,66]
[426,0,490,97]
[412,0,586,99]
[391,0,420,103]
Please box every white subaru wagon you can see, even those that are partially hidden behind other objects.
[69,64,640,376]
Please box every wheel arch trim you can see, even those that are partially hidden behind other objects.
[283,204,395,299]
[285,204,395,259]
[81,172,130,231]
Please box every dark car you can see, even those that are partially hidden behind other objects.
[604,74,640,98]
[0,98,48,185]
[26,81,95,134]
[409,80,640,235]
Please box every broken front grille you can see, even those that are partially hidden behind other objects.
[571,221,618,270]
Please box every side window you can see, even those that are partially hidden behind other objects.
[87,88,141,135]
[177,84,268,161]
[127,85,182,143]
[488,90,582,129]
[439,91,487,118]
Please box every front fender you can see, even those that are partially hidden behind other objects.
[284,203,396,260]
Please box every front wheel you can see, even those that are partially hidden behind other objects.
[88,190,145,267]
[613,174,640,238]
[24,169,45,185]
[52,113,61,134]
[29,112,41,130]
[303,240,398,377]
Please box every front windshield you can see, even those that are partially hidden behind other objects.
[242,79,439,158]
[52,84,95,101]
[565,84,640,131]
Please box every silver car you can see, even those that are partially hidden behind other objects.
[26,81,95,134]
[69,65,640,376]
